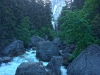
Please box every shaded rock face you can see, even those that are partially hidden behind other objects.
[31,36,44,48]
[53,37,61,45]
[36,41,60,61]
[1,40,25,56]
[0,57,12,64]
[62,59,71,67]
[46,56,63,75]
[53,37,66,50]
[15,62,46,75]
[62,44,75,59]
[67,44,100,75]
[61,44,75,66]
[62,44,75,55]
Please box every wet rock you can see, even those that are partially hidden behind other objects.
[1,40,25,56]
[62,52,72,60]
[31,35,44,48]
[0,57,12,64]
[53,37,61,45]
[62,59,71,67]
[15,62,46,75]
[60,44,75,66]
[36,41,60,61]
[62,44,75,54]
[67,44,100,75]
[53,37,66,50]
[46,56,63,75]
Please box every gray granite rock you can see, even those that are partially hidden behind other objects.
[67,44,100,75]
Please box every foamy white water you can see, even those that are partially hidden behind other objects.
[61,66,67,75]
[0,49,67,75]
[0,49,38,75]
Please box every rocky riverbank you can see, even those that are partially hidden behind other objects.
[1,36,100,75]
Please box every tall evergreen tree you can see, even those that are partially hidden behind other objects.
[0,0,52,51]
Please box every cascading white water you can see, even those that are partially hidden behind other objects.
[51,0,66,30]
[0,49,38,75]
[0,49,67,75]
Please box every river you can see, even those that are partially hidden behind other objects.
[0,49,67,75]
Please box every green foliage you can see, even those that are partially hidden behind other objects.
[82,0,100,41]
[30,27,55,41]
[58,0,100,60]
[15,17,31,46]
[0,0,52,49]
[58,4,100,60]
[72,0,85,9]
[92,14,100,39]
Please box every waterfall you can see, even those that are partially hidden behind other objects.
[51,0,66,30]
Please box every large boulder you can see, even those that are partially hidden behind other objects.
[67,44,100,75]
[36,41,60,61]
[52,37,61,45]
[31,36,44,47]
[46,56,63,75]
[62,44,75,54]
[61,44,75,66]
[53,37,66,50]
[1,40,25,56]
[15,62,46,75]
[61,44,75,59]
